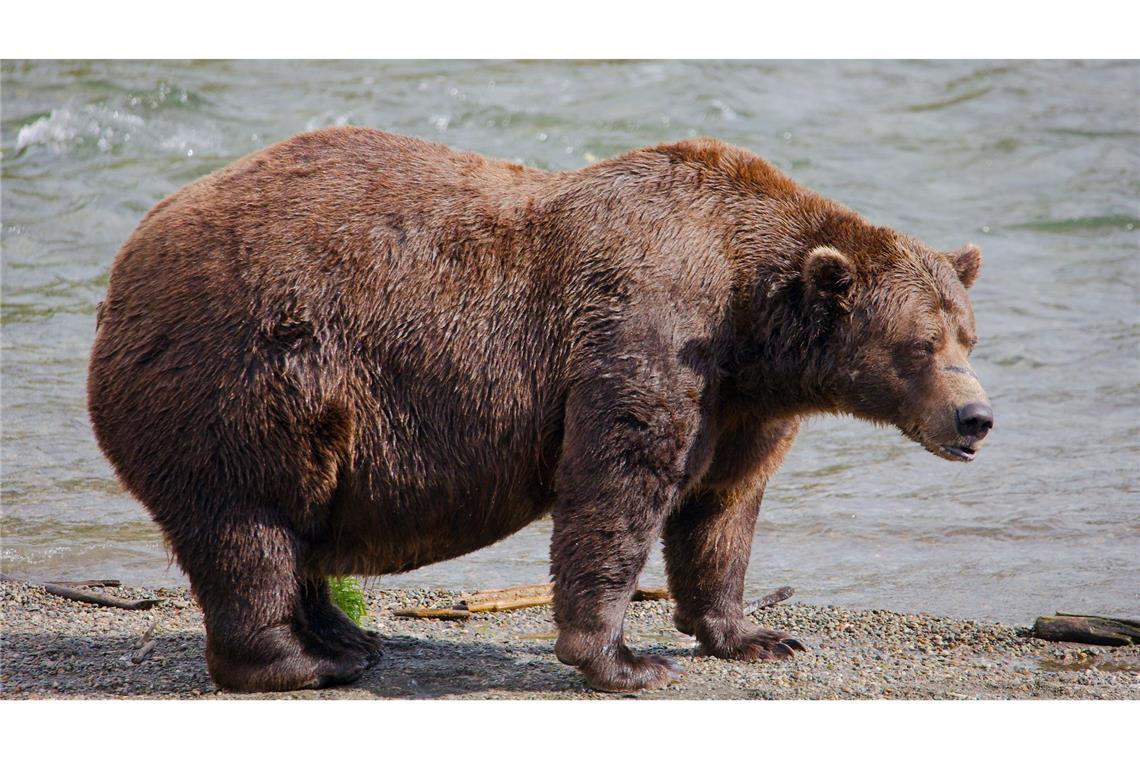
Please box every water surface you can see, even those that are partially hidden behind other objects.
[2,60,1137,624]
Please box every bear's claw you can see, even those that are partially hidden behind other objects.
[582,649,684,693]
[697,623,809,662]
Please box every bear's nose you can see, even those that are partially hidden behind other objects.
[955,402,994,439]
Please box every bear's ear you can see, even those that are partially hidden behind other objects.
[802,245,856,310]
[947,243,982,288]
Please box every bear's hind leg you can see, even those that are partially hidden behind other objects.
[299,577,383,665]
[182,518,371,692]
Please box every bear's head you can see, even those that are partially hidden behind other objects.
[802,236,993,462]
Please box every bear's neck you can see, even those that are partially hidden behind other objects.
[722,199,862,417]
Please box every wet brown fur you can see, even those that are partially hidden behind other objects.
[88,127,989,692]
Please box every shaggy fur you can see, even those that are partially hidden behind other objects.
[88,127,992,692]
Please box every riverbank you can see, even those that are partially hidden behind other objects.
[1,579,1135,699]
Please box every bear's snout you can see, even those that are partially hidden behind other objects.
[954,402,994,440]
[933,401,994,462]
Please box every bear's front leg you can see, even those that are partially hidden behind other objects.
[549,381,695,692]
[664,419,807,662]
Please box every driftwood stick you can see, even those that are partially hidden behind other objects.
[462,587,670,613]
[135,620,159,648]
[391,607,472,620]
[42,583,159,610]
[45,579,122,589]
[463,595,554,613]
[1055,613,1140,627]
[464,583,554,606]
[461,583,671,612]
[397,583,675,619]
[131,640,158,664]
[744,586,795,615]
[632,587,671,601]
[0,573,123,589]
[128,621,160,664]
[1031,614,1140,646]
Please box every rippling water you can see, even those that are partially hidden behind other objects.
[2,60,1137,624]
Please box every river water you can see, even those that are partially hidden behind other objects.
[2,60,1137,624]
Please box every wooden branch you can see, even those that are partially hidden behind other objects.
[1,573,123,589]
[462,595,554,613]
[394,583,675,619]
[1031,614,1140,646]
[130,621,159,664]
[460,584,672,612]
[1056,612,1140,627]
[744,586,795,615]
[464,583,554,607]
[391,607,472,620]
[42,583,159,610]
[131,640,158,663]
[632,587,671,601]
[135,620,158,648]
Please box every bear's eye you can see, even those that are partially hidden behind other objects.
[911,341,936,359]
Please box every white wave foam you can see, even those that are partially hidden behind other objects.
[13,104,221,160]
[304,112,353,132]
[15,106,146,154]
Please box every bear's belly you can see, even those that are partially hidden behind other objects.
[316,474,555,576]
[311,407,563,576]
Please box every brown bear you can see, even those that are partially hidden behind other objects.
[87,127,993,693]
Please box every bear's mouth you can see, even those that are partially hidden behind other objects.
[939,444,977,462]
[901,426,981,463]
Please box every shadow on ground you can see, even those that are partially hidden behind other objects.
[0,630,695,699]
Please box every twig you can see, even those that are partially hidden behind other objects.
[462,595,554,613]
[744,586,795,615]
[129,621,159,664]
[135,620,159,648]
[459,583,671,612]
[131,640,158,664]
[395,583,675,619]
[632,587,671,601]
[42,583,159,610]
[1,574,122,588]
[391,607,472,620]
[464,583,554,606]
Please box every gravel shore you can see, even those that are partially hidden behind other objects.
[1,579,1136,699]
